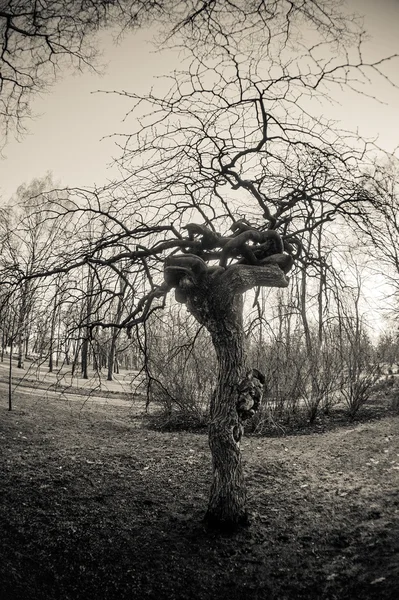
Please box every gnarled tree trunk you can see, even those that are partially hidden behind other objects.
[181,264,288,528]
[162,221,293,528]
[206,300,248,526]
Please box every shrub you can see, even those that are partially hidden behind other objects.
[142,307,216,427]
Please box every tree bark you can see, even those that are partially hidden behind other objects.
[81,335,89,379]
[107,275,127,381]
[48,288,59,373]
[181,263,288,528]
[108,327,120,381]
[9,339,13,411]
[17,332,24,369]
[1,331,5,362]
[205,297,248,527]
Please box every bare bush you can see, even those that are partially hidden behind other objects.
[339,351,380,419]
[142,307,216,427]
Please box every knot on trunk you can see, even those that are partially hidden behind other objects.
[236,369,265,421]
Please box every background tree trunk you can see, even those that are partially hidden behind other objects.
[17,331,24,369]
[8,339,13,411]
[81,336,89,380]
[107,275,126,381]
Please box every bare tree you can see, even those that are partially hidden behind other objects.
[2,1,398,528]
[0,0,175,145]
[107,264,129,381]
[355,159,399,314]
[0,175,68,367]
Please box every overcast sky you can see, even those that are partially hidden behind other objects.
[0,0,399,201]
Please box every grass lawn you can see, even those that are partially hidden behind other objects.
[1,389,399,599]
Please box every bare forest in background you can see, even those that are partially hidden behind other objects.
[1,172,399,429]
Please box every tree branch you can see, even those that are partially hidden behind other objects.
[219,263,289,295]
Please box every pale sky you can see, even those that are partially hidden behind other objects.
[0,0,399,201]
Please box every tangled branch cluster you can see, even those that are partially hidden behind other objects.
[163,220,295,304]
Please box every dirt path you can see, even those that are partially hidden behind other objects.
[0,360,142,396]
[0,392,398,599]
[0,380,137,407]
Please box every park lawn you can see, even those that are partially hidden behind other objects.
[0,390,399,600]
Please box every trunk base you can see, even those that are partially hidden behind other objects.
[203,508,250,531]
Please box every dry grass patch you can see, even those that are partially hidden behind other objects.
[1,390,399,599]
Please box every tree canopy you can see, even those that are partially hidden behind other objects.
[4,1,393,322]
